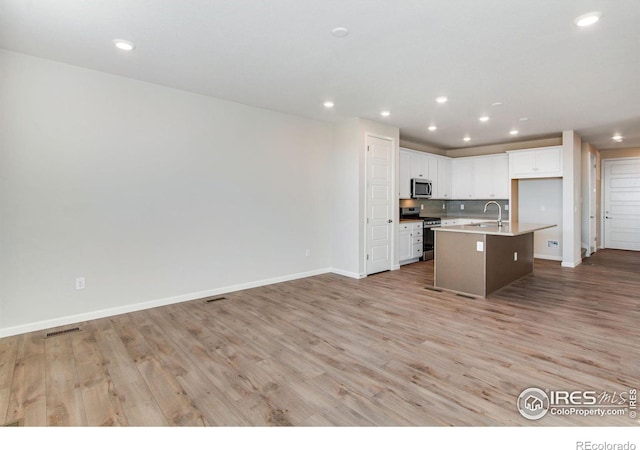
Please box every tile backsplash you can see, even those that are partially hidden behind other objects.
[400,198,509,220]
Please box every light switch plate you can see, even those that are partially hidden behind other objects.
[476,241,483,252]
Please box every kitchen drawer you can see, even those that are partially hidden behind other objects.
[400,223,411,231]
[414,228,423,236]
[412,244,423,257]
[412,222,423,230]
[412,236,423,245]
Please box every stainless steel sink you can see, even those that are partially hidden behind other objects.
[472,223,495,228]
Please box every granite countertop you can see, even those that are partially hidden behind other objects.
[434,222,556,237]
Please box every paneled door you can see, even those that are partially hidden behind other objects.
[366,135,394,275]
[603,158,640,251]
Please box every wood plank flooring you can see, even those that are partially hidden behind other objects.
[0,249,639,426]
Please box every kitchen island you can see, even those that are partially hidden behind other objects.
[433,222,556,297]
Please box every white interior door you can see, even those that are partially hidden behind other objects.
[603,158,640,251]
[366,135,393,275]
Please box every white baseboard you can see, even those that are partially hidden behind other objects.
[561,258,583,268]
[534,254,563,261]
[329,268,365,279]
[0,267,332,339]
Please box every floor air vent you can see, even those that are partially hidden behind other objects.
[45,327,81,338]
[424,286,443,292]
[456,293,476,300]
[203,296,226,304]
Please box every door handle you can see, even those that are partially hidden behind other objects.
[605,216,612,219]
[388,219,393,223]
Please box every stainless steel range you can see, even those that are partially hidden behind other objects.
[400,207,441,261]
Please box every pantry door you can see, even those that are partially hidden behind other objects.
[603,158,640,251]
[366,135,394,275]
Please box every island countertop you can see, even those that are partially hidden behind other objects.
[435,222,556,237]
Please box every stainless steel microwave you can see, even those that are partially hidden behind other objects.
[411,178,432,198]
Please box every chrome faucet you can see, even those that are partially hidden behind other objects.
[484,201,503,227]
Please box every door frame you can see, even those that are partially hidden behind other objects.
[601,156,640,249]
[363,133,397,276]
[588,152,597,255]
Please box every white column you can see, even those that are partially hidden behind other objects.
[562,130,583,267]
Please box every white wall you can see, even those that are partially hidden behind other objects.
[329,119,361,277]
[518,179,563,260]
[0,50,333,336]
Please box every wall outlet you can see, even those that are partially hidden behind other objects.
[305,249,311,257]
[514,252,518,261]
[421,204,424,210]
[460,204,465,210]
[476,241,483,252]
[547,240,559,248]
[505,204,509,211]
[442,203,446,210]
[75,277,85,290]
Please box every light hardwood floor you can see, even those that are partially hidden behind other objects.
[1,249,639,426]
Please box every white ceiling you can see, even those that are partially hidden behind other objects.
[1,0,639,150]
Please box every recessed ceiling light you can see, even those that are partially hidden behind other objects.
[113,39,135,51]
[519,117,529,121]
[323,101,334,108]
[463,136,471,142]
[331,27,349,38]
[428,125,437,132]
[492,102,503,107]
[436,96,448,104]
[510,130,519,136]
[380,111,391,117]
[479,116,490,122]
[612,134,623,142]
[575,12,602,27]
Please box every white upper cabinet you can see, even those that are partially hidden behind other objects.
[452,158,476,199]
[399,148,508,200]
[508,146,563,179]
[435,157,452,199]
[399,148,452,199]
[410,152,429,179]
[473,154,509,199]
[399,150,411,199]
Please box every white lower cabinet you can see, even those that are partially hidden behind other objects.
[399,222,423,265]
